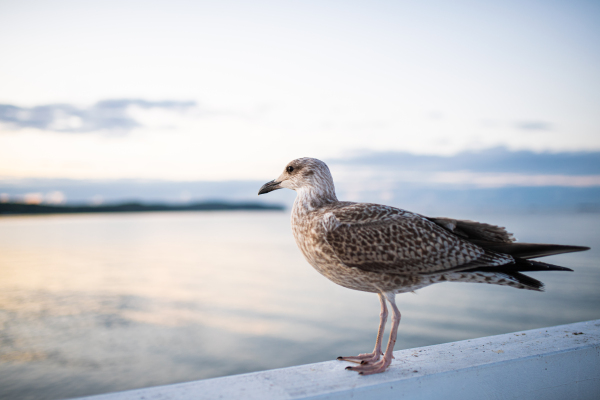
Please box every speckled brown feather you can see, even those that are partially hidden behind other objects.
[324,204,513,275]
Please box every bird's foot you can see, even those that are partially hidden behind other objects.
[344,354,393,375]
[337,351,382,365]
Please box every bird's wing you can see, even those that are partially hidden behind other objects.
[323,203,512,275]
[426,217,515,243]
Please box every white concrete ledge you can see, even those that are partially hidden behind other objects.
[76,320,600,400]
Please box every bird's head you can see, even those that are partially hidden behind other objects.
[258,158,336,199]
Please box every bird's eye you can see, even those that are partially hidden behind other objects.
[286,166,294,173]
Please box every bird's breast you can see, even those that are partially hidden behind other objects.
[290,209,396,293]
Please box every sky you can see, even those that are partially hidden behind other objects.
[0,0,599,183]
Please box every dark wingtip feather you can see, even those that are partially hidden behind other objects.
[469,242,590,259]
[516,258,574,272]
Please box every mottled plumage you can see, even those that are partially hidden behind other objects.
[258,157,589,374]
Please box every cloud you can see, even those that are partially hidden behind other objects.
[0,99,196,133]
[515,121,552,131]
[334,147,600,175]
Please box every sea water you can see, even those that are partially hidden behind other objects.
[0,211,598,400]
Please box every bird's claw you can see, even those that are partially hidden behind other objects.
[337,351,381,365]
[343,356,394,375]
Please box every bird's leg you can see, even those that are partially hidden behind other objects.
[346,292,400,375]
[337,293,387,364]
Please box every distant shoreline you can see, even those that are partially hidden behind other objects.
[0,201,285,215]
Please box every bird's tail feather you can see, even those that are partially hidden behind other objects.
[463,257,573,291]
[465,257,573,274]
[502,271,544,291]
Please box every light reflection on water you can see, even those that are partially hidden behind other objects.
[0,211,598,400]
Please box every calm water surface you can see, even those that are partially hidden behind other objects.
[0,211,599,400]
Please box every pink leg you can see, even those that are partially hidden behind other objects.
[337,293,387,364]
[346,292,401,375]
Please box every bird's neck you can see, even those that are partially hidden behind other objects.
[293,186,338,215]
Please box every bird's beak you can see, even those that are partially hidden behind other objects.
[258,180,282,195]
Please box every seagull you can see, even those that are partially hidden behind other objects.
[258,157,589,375]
